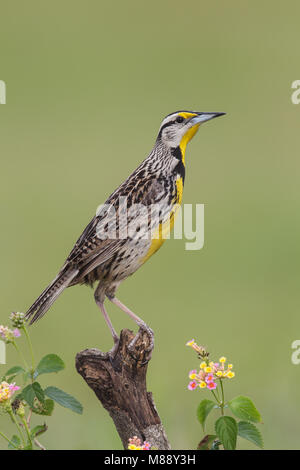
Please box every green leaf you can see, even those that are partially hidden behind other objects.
[31,398,55,416]
[34,354,65,378]
[22,384,35,408]
[215,416,238,450]
[44,386,83,414]
[31,423,48,438]
[228,396,262,423]
[22,382,45,408]
[197,399,216,430]
[8,435,21,450]
[197,434,218,450]
[2,366,25,381]
[238,421,264,449]
[32,382,45,403]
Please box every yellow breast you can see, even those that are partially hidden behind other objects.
[142,112,199,264]
[142,176,183,263]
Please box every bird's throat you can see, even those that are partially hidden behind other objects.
[179,124,200,165]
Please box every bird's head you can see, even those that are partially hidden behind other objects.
[157,110,225,153]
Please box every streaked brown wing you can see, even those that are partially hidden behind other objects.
[65,201,118,265]
[64,174,165,274]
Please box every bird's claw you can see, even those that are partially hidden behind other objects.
[128,323,154,362]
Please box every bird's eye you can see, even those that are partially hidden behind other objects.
[176,116,184,123]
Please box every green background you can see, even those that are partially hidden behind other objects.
[0,0,299,450]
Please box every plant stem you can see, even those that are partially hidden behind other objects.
[7,410,26,448]
[12,342,29,371]
[211,389,221,406]
[34,438,46,450]
[215,384,221,401]
[27,408,32,426]
[0,429,18,448]
[20,416,33,449]
[22,325,35,378]
[220,380,225,416]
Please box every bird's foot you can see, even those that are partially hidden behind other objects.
[128,322,154,362]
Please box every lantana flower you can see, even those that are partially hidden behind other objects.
[0,325,21,343]
[188,380,198,390]
[186,340,208,358]
[128,436,152,450]
[189,369,197,380]
[0,381,20,403]
[207,381,217,390]
[186,340,235,391]
[10,312,25,329]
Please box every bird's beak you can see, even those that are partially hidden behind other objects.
[188,112,226,126]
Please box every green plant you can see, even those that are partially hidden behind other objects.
[0,312,82,450]
[186,339,263,450]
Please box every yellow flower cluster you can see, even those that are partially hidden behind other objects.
[187,340,236,391]
[128,436,151,450]
[198,358,235,379]
[0,382,11,402]
[0,381,20,403]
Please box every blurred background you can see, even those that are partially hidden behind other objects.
[0,0,299,450]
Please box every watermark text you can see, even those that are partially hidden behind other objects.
[95,198,204,251]
[291,80,300,104]
[0,80,6,104]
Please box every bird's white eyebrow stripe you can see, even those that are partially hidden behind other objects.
[158,112,182,133]
[160,115,177,126]
[159,119,176,132]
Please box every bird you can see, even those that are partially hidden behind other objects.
[26,110,225,348]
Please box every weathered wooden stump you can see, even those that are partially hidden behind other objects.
[75,328,171,449]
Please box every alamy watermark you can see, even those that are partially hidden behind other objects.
[0,80,6,104]
[95,198,204,251]
[291,340,300,365]
[291,80,300,104]
[0,340,5,364]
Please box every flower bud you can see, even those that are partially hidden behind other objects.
[10,312,26,328]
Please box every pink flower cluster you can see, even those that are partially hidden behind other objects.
[186,340,235,392]
[188,368,218,391]
[128,436,151,450]
[0,325,21,343]
[0,381,20,403]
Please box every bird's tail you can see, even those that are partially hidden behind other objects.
[25,267,79,325]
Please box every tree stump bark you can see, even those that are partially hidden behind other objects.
[75,328,171,450]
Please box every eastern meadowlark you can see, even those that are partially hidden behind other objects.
[26,111,225,345]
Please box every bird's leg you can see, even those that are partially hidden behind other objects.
[95,298,119,357]
[108,296,154,352]
[95,300,119,343]
[95,283,118,340]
